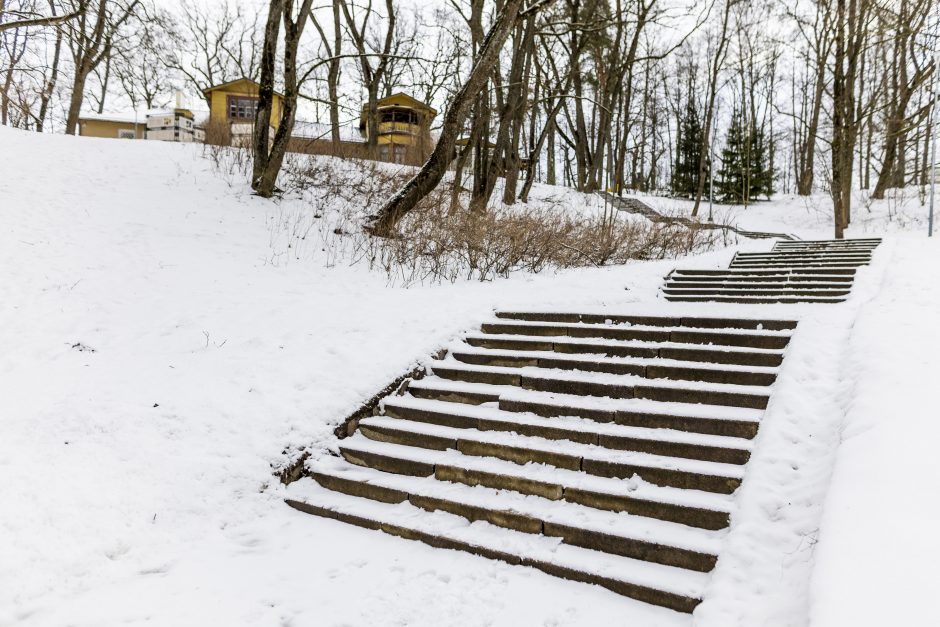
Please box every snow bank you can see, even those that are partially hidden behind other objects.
[809,235,940,626]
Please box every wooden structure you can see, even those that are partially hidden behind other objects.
[359,93,436,165]
[202,78,283,146]
[77,113,146,139]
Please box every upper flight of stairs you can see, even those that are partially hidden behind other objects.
[663,238,881,303]
[286,312,798,613]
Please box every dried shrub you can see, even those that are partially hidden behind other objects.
[203,148,721,283]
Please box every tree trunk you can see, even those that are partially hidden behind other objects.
[252,0,284,191]
[692,0,732,216]
[367,0,528,236]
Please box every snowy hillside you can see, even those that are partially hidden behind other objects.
[1,128,938,627]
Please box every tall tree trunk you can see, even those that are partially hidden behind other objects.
[367,0,530,236]
[692,0,733,216]
[252,0,283,190]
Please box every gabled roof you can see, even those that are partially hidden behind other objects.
[203,77,284,98]
[376,92,437,115]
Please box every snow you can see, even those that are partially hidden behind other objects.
[808,236,940,626]
[1,125,938,626]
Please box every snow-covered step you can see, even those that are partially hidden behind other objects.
[672,267,857,276]
[329,437,734,529]
[464,333,786,367]
[407,378,764,438]
[773,237,880,247]
[303,458,722,571]
[664,294,846,304]
[663,290,851,297]
[448,345,779,386]
[478,320,792,350]
[285,481,707,613]
[494,311,798,331]
[667,274,854,283]
[352,417,745,493]
[425,362,772,409]
[381,395,753,464]
[735,250,872,257]
[727,261,869,268]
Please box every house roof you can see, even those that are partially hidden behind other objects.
[78,111,148,125]
[79,109,197,125]
[359,92,437,115]
[203,77,284,98]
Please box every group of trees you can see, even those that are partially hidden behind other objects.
[1,0,938,238]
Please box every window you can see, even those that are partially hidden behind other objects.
[379,145,390,161]
[380,109,418,125]
[118,129,136,139]
[227,96,259,120]
[393,144,406,164]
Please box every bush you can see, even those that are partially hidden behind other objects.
[206,148,721,284]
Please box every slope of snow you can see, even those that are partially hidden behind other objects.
[1,126,936,626]
[808,236,940,626]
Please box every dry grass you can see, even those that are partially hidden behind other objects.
[205,147,722,284]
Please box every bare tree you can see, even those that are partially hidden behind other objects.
[0,0,79,33]
[368,0,549,236]
[339,0,396,156]
[166,1,261,108]
[61,0,140,134]
[252,0,316,197]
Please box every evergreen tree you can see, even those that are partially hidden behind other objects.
[717,107,774,204]
[671,92,709,198]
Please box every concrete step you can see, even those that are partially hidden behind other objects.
[285,481,707,613]
[325,437,734,529]
[382,396,753,464]
[731,257,871,264]
[304,459,722,572]
[494,312,798,331]
[479,320,791,350]
[663,282,852,290]
[449,348,778,386]
[773,237,880,246]
[426,364,771,409]
[351,418,745,494]
[662,284,851,297]
[664,294,846,304]
[464,334,785,367]
[667,274,854,283]
[672,267,857,276]
[406,378,764,438]
[727,262,869,269]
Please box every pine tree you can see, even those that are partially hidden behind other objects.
[717,107,774,204]
[671,92,709,198]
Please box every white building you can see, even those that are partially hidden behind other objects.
[145,109,197,142]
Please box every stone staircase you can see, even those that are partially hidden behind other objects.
[286,312,798,613]
[662,238,881,303]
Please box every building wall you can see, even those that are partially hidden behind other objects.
[287,136,429,166]
[78,119,145,139]
[208,87,282,130]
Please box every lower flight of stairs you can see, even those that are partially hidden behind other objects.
[286,312,798,613]
[663,238,881,303]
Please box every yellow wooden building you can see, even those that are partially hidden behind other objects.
[359,93,437,165]
[77,113,147,139]
[202,78,284,145]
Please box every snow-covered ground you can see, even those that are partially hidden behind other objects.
[0,126,937,626]
[627,187,933,239]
